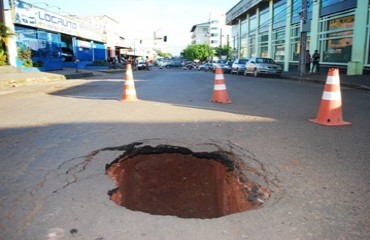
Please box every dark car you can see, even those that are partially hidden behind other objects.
[224,61,233,74]
[212,63,230,74]
[197,63,213,71]
[165,61,182,68]
[61,47,74,62]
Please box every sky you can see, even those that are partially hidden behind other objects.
[14,0,240,55]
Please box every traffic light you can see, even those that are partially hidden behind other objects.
[163,36,167,42]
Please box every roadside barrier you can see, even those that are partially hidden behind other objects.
[309,68,351,126]
[211,67,231,103]
[122,64,138,101]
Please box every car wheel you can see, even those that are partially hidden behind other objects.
[253,69,259,77]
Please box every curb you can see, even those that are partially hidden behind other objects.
[282,75,370,91]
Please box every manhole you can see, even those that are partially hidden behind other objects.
[106,142,270,219]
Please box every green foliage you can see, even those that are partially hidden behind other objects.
[181,44,215,61]
[157,51,171,58]
[0,21,14,66]
[0,49,7,66]
[33,60,44,67]
[17,47,33,67]
[214,45,232,60]
[153,48,171,58]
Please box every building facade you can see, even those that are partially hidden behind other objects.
[4,0,129,70]
[226,0,369,75]
[191,12,231,48]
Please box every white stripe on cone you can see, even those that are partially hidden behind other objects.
[125,89,137,95]
[214,84,227,90]
[322,91,341,101]
[215,74,224,80]
[326,76,340,85]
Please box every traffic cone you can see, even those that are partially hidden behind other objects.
[122,64,138,101]
[309,68,351,126]
[211,67,231,103]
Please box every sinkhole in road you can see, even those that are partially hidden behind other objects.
[105,143,270,219]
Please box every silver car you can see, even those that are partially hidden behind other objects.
[231,58,249,75]
[244,57,282,77]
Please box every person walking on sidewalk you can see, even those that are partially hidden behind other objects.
[311,50,320,74]
[305,50,311,73]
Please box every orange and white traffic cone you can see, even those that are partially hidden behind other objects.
[122,64,138,101]
[211,67,231,103]
[309,68,351,126]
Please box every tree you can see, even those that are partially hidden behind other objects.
[0,21,15,66]
[214,45,232,60]
[181,44,215,61]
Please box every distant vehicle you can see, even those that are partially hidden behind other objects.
[211,59,226,70]
[231,58,248,75]
[244,57,282,77]
[197,63,213,71]
[183,62,197,70]
[165,61,182,68]
[137,62,146,70]
[61,47,74,62]
[212,63,230,74]
[224,61,233,74]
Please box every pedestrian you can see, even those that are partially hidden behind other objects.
[311,50,320,74]
[145,56,149,70]
[305,50,311,73]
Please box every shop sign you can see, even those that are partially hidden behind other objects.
[12,0,104,42]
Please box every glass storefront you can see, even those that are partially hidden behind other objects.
[15,25,63,70]
[272,28,285,62]
[319,12,354,63]
[259,32,268,57]
[249,34,256,58]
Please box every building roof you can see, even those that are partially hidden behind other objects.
[190,22,210,32]
[226,0,263,25]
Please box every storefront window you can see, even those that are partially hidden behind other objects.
[319,13,354,63]
[249,35,256,58]
[259,32,269,57]
[272,28,285,61]
[259,8,269,32]
[241,37,247,58]
[241,18,248,38]
[250,15,257,32]
[273,0,287,29]
[15,26,62,68]
[290,24,300,61]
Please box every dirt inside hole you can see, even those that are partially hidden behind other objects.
[106,144,270,219]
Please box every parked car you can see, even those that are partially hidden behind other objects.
[244,57,282,77]
[197,63,213,71]
[137,62,146,70]
[231,58,248,75]
[183,61,197,70]
[212,63,230,74]
[224,61,233,74]
[165,61,182,68]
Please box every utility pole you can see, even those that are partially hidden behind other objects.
[0,0,5,23]
[299,0,308,77]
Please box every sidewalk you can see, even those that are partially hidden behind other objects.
[282,71,370,91]
[0,66,369,91]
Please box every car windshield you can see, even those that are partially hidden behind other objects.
[256,58,276,64]
[239,59,248,64]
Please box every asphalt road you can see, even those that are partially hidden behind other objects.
[0,68,369,240]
